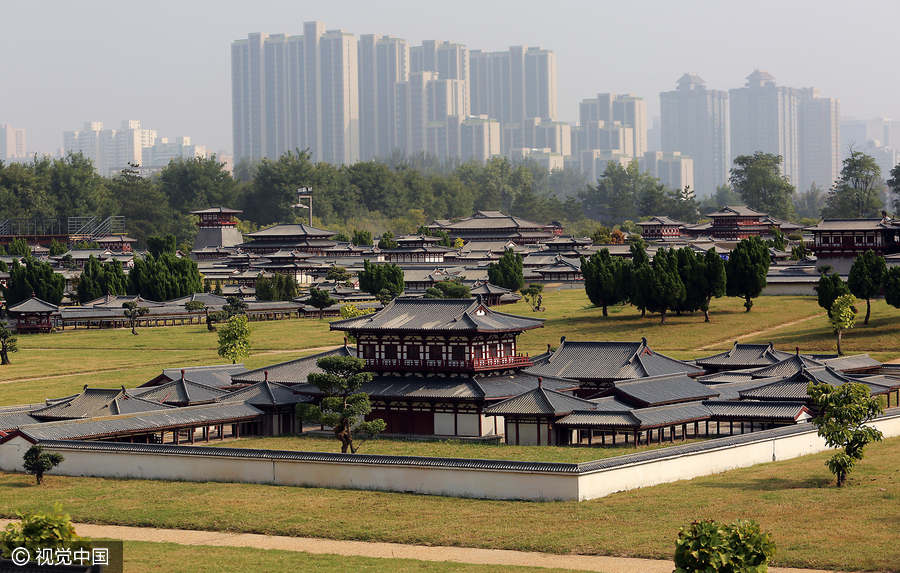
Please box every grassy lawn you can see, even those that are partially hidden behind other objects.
[2,437,899,571]
[0,318,343,405]
[206,435,706,464]
[123,541,579,573]
[504,290,900,358]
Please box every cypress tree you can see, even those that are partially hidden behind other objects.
[847,249,887,325]
[725,236,770,312]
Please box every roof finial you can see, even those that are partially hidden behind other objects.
[264,370,269,382]
[538,376,543,388]
[181,369,185,381]
[796,346,800,356]
[343,337,348,347]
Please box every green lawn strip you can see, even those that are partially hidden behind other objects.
[0,366,164,406]
[122,541,581,573]
[511,293,826,355]
[1,321,341,384]
[748,299,900,354]
[205,435,707,464]
[1,437,898,571]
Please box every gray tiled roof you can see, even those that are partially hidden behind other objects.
[809,218,892,231]
[612,373,718,406]
[738,366,892,401]
[246,223,334,238]
[820,354,882,372]
[483,386,596,416]
[631,402,711,427]
[292,371,576,401]
[556,411,637,427]
[221,381,307,407]
[232,346,355,385]
[329,297,544,333]
[744,354,823,378]
[133,378,231,405]
[190,206,243,215]
[636,216,686,226]
[17,402,262,441]
[8,297,59,313]
[701,379,769,400]
[704,400,809,421]
[694,342,795,368]
[0,411,41,431]
[153,364,249,388]
[31,388,172,420]
[527,339,702,382]
[707,205,768,217]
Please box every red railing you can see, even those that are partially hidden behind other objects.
[363,354,532,372]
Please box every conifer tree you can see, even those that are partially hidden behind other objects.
[847,250,887,325]
[725,237,770,311]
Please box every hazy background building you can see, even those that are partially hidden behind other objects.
[232,22,361,165]
[639,151,694,193]
[798,87,840,192]
[729,70,800,183]
[63,120,208,176]
[0,124,27,161]
[660,74,729,196]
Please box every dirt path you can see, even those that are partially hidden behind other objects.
[694,313,821,351]
[0,520,840,573]
[0,346,341,385]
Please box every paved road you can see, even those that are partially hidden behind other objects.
[0,520,843,573]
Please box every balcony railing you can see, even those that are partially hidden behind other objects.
[363,354,532,373]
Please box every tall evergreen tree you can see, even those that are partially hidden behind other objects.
[358,260,404,301]
[643,248,686,324]
[700,248,727,322]
[816,268,850,318]
[725,236,770,311]
[581,249,627,317]
[847,250,887,325]
[487,248,525,292]
[2,256,65,306]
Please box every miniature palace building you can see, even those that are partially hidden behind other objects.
[324,297,571,437]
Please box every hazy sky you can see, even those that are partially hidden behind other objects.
[2,0,898,155]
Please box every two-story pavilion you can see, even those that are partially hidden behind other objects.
[808,217,899,273]
[238,223,337,256]
[190,206,245,252]
[427,211,555,244]
[330,297,543,375]
[636,216,686,241]
[323,297,577,436]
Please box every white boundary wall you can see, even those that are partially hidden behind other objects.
[2,413,899,502]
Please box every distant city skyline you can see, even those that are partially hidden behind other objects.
[3,1,900,160]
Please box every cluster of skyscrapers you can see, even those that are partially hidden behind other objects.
[63,120,210,177]
[231,22,562,169]
[661,70,841,196]
[232,22,888,196]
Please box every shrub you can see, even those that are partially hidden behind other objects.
[674,519,775,573]
[22,445,63,485]
[0,504,90,559]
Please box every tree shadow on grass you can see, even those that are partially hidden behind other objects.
[696,476,832,491]
[0,480,35,489]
